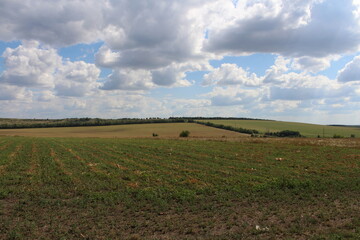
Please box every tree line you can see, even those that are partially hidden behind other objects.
[0,118,188,129]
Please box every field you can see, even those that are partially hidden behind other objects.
[0,123,246,138]
[1,136,360,239]
[197,119,360,138]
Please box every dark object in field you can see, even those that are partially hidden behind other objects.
[265,130,302,138]
[179,130,190,137]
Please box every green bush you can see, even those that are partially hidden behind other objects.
[179,130,190,137]
[265,130,302,138]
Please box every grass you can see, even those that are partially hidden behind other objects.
[0,122,246,138]
[198,119,360,138]
[0,136,360,239]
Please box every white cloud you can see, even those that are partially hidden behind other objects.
[1,0,360,124]
[152,67,186,87]
[200,57,357,111]
[1,0,359,60]
[0,84,30,100]
[55,61,100,97]
[151,65,192,87]
[36,90,55,102]
[291,56,338,73]
[206,0,360,57]
[0,42,101,98]
[337,56,360,82]
[263,56,291,83]
[103,25,127,50]
[203,63,261,86]
[0,0,104,46]
[100,95,166,115]
[100,69,153,91]
[94,45,121,68]
[57,61,100,84]
[1,42,60,88]
[260,100,301,113]
[64,99,87,110]
[266,72,354,101]
[95,0,209,71]
[207,86,261,106]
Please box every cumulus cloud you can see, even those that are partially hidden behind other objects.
[207,86,261,106]
[265,72,354,101]
[64,99,87,110]
[95,0,209,72]
[100,94,166,115]
[203,63,261,86]
[94,45,120,69]
[263,56,291,83]
[100,69,153,91]
[0,42,100,99]
[337,56,360,82]
[0,0,104,46]
[0,84,30,100]
[151,66,192,87]
[206,0,360,57]
[36,90,55,102]
[1,0,359,60]
[1,0,360,123]
[151,68,184,87]
[100,62,197,90]
[291,56,337,73]
[1,41,60,88]
[202,58,356,109]
[54,61,100,97]
[3,0,359,91]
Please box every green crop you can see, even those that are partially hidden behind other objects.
[0,136,360,239]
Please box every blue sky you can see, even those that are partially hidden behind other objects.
[1,0,360,124]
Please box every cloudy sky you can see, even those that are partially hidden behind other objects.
[1,0,360,124]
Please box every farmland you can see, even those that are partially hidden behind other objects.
[1,136,360,239]
[0,123,246,139]
[197,119,360,138]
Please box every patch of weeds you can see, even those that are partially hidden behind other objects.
[272,177,314,191]
[0,190,9,199]
[253,177,315,195]
[333,134,344,138]
[7,228,23,240]
[179,130,190,137]
[302,214,319,226]
[312,232,360,240]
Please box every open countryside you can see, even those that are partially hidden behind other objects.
[2,0,360,239]
[0,122,246,138]
[198,119,360,138]
[0,120,360,239]
[1,118,359,139]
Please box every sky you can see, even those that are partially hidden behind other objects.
[1,0,360,124]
